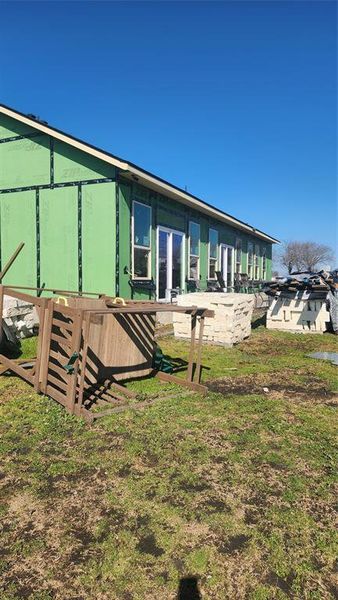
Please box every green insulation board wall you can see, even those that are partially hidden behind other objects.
[0,191,37,287]
[0,134,50,190]
[118,181,132,298]
[0,113,36,139]
[53,141,115,183]
[82,182,116,295]
[39,187,78,291]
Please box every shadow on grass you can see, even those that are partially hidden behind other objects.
[251,310,267,330]
[177,576,202,599]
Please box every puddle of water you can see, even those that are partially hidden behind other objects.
[308,352,338,366]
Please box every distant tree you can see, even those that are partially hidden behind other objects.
[280,241,334,274]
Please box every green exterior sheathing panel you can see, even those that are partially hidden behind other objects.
[0,191,37,287]
[118,181,132,298]
[0,114,36,139]
[82,183,116,295]
[39,187,78,291]
[0,134,50,189]
[157,205,185,231]
[53,141,115,183]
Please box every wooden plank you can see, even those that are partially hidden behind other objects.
[5,285,103,297]
[0,285,4,339]
[47,361,70,381]
[66,309,83,414]
[107,380,137,399]
[0,286,45,306]
[45,385,68,407]
[34,298,47,392]
[193,316,205,384]
[75,312,91,415]
[39,302,54,393]
[51,318,74,332]
[0,242,25,282]
[0,354,35,383]
[50,332,72,348]
[46,372,68,392]
[156,371,207,394]
[187,312,197,381]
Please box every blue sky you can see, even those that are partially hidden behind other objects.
[1,1,337,258]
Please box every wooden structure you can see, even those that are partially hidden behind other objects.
[0,285,213,422]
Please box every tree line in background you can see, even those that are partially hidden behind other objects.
[274,241,335,276]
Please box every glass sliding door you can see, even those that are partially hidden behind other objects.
[157,227,185,300]
[158,229,169,301]
[221,245,234,291]
[172,233,183,290]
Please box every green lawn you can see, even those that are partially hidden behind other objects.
[0,325,337,599]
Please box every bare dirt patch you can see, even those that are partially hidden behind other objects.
[206,370,332,403]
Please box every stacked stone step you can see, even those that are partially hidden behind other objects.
[174,292,255,347]
[266,295,330,333]
[3,295,39,339]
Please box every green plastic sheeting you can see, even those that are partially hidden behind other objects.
[39,187,78,291]
[0,135,50,189]
[53,141,115,184]
[0,113,36,140]
[82,183,116,295]
[0,191,37,287]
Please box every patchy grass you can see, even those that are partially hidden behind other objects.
[0,327,337,599]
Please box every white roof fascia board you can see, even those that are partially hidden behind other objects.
[0,105,128,171]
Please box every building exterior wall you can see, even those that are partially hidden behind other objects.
[0,112,273,299]
[0,113,116,295]
[118,179,273,299]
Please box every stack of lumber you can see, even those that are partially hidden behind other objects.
[263,270,338,296]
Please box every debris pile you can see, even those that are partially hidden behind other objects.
[263,270,338,296]
[264,270,338,334]
[3,295,39,339]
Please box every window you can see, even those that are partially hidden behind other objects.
[132,201,151,278]
[247,242,254,279]
[262,247,267,279]
[235,238,242,274]
[254,244,260,279]
[189,221,200,280]
[208,228,218,279]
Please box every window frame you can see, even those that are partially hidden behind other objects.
[132,200,152,280]
[208,228,219,279]
[188,221,200,280]
[254,243,260,280]
[235,237,242,274]
[262,246,267,280]
[247,242,254,279]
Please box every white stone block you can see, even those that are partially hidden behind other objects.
[173,292,254,346]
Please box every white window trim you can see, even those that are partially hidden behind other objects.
[235,237,242,273]
[188,221,200,280]
[220,244,235,290]
[208,228,219,279]
[247,242,254,279]
[254,244,260,280]
[132,200,152,280]
[262,246,267,279]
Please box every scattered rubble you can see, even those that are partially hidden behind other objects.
[3,295,39,339]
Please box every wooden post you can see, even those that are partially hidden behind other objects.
[76,311,91,416]
[186,310,197,382]
[34,298,48,393]
[66,309,83,415]
[193,316,205,383]
[0,243,25,282]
